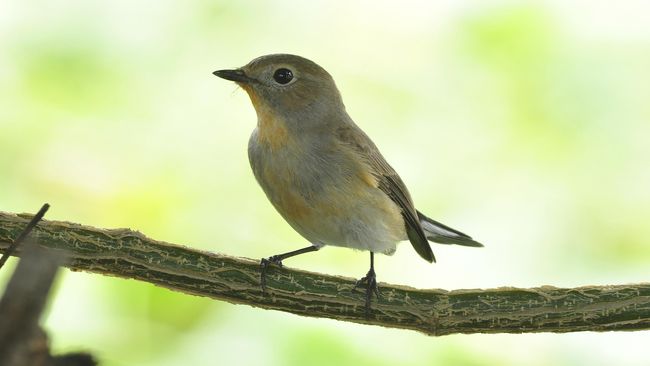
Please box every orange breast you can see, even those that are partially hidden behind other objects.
[243,85,289,150]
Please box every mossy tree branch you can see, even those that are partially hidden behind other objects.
[1,211,649,336]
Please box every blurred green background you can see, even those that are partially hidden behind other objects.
[1,1,649,365]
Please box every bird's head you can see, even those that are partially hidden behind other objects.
[214,54,345,131]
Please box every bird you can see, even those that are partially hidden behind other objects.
[213,54,483,315]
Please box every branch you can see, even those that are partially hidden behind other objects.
[0,243,63,366]
[1,211,648,336]
[0,205,96,366]
[0,206,58,366]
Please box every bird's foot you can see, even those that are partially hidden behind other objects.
[260,255,283,294]
[354,267,380,317]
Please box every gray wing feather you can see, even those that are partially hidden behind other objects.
[336,124,435,262]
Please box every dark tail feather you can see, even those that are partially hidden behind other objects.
[417,210,484,248]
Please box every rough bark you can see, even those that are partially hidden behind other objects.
[1,211,648,336]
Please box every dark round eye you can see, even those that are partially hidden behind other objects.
[273,68,293,84]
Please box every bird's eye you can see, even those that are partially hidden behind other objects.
[273,68,294,85]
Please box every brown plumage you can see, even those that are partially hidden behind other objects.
[214,54,482,314]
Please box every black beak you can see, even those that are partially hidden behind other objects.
[212,69,252,83]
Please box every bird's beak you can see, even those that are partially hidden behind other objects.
[212,69,253,83]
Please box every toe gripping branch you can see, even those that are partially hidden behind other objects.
[354,252,380,317]
[259,247,380,318]
[259,245,320,293]
[260,255,283,293]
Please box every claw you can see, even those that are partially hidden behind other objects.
[260,255,283,293]
[354,267,380,318]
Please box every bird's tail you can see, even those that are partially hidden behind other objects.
[417,210,484,247]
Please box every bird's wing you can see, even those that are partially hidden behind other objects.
[335,124,435,262]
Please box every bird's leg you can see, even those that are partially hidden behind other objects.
[260,245,320,293]
[354,252,380,317]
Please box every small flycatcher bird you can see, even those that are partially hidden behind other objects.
[214,54,482,314]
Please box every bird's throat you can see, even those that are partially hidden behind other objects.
[243,87,290,150]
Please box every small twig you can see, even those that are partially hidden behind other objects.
[0,204,96,366]
[0,203,49,270]
[0,204,57,366]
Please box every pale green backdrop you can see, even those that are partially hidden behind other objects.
[1,1,649,365]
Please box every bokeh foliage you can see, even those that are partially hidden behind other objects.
[1,1,649,365]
